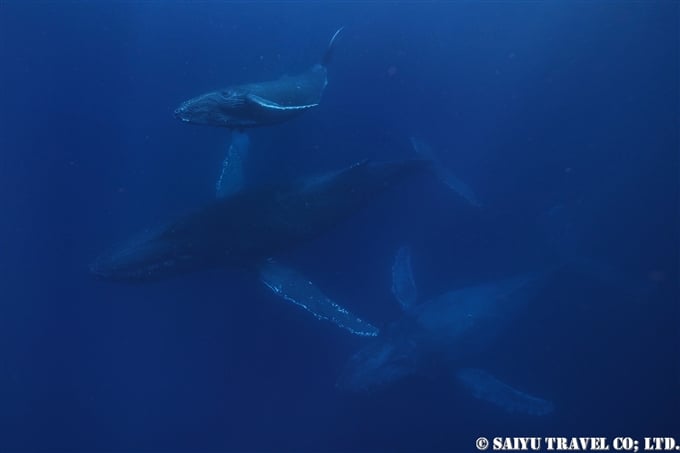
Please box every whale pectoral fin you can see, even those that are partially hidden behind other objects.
[409,137,482,208]
[456,368,555,416]
[216,131,250,199]
[259,260,379,337]
[391,245,418,310]
[246,94,319,112]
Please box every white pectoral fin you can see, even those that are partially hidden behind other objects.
[246,93,319,112]
[259,260,379,337]
[437,169,482,208]
[456,368,555,416]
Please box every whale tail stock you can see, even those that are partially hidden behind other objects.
[322,27,345,67]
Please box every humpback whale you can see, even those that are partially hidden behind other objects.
[336,246,555,416]
[91,159,432,336]
[174,28,344,129]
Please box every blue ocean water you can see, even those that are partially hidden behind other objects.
[0,1,678,451]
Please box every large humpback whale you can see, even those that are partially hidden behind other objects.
[174,28,343,129]
[91,159,433,336]
[336,246,555,416]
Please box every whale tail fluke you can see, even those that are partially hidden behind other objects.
[322,27,344,67]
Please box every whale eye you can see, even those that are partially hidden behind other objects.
[219,90,245,108]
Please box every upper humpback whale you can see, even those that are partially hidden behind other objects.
[91,158,432,336]
[174,28,344,129]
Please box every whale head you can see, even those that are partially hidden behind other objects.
[174,89,249,128]
[90,226,198,282]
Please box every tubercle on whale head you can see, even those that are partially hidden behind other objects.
[173,105,191,123]
[173,94,214,124]
[173,89,244,127]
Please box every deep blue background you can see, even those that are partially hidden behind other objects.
[0,1,678,451]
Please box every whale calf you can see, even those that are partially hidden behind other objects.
[174,28,343,130]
